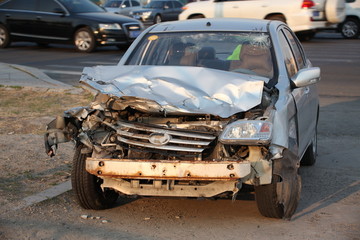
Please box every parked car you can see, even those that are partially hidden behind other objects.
[130,0,183,24]
[0,0,144,52]
[315,0,360,38]
[45,18,320,219]
[179,0,346,40]
[104,0,142,17]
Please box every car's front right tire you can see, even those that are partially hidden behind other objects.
[0,24,11,48]
[71,144,118,210]
[74,27,96,53]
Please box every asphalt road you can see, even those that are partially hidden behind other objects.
[0,32,359,239]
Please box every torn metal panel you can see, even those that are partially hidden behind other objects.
[80,65,265,118]
[86,158,252,181]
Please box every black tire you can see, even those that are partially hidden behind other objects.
[254,175,284,218]
[0,24,10,48]
[296,32,316,41]
[189,15,204,19]
[301,130,317,166]
[266,14,286,23]
[74,27,96,53]
[71,144,118,209]
[255,174,301,219]
[340,18,360,39]
[154,14,162,24]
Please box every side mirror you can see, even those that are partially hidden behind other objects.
[121,4,126,8]
[291,67,320,88]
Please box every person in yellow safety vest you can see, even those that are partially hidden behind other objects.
[226,44,242,60]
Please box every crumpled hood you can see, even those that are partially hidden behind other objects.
[80,65,265,118]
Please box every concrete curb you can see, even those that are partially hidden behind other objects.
[0,62,80,92]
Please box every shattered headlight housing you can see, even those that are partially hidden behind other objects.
[219,120,272,145]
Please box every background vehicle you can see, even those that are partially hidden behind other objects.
[130,0,183,24]
[0,0,144,52]
[45,18,320,219]
[104,0,142,17]
[179,0,346,40]
[315,0,360,38]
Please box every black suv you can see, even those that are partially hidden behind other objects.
[0,0,144,52]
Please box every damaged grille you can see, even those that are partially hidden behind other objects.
[115,120,217,155]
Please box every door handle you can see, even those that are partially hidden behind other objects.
[5,14,11,18]
[36,16,42,20]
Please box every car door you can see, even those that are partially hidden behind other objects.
[1,0,37,37]
[278,27,319,156]
[34,0,73,41]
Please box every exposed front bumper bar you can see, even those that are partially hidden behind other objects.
[86,158,251,181]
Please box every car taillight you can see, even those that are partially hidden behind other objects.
[301,0,315,8]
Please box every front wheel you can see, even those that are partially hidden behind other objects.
[74,27,96,53]
[340,18,360,39]
[154,15,162,24]
[255,173,301,219]
[0,24,11,48]
[71,145,118,209]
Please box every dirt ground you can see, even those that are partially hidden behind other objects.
[0,87,359,240]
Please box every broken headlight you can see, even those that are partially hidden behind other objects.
[219,120,272,145]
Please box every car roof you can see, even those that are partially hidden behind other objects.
[148,18,273,33]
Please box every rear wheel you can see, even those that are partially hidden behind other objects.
[0,24,10,48]
[265,14,286,23]
[189,15,204,19]
[71,144,118,209]
[340,18,360,39]
[74,27,96,53]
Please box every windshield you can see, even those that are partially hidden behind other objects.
[144,1,164,8]
[126,31,274,79]
[58,0,105,13]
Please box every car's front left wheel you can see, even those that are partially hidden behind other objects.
[0,24,10,48]
[74,27,96,53]
[71,144,118,209]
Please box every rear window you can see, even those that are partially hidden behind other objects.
[126,31,274,79]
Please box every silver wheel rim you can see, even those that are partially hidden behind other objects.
[342,21,358,38]
[75,30,92,51]
[0,28,5,46]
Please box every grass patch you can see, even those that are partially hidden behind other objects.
[0,88,93,134]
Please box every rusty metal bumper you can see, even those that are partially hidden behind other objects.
[86,158,251,181]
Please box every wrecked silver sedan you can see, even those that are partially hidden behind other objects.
[45,18,320,219]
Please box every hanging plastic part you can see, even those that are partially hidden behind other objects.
[232,181,242,202]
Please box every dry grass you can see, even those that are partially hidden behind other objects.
[0,87,93,134]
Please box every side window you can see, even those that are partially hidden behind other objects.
[278,31,297,77]
[1,0,36,10]
[123,0,131,7]
[165,1,173,9]
[283,29,306,69]
[132,0,140,6]
[37,0,62,13]
[173,1,182,8]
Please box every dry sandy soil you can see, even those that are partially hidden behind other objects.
[0,87,359,240]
